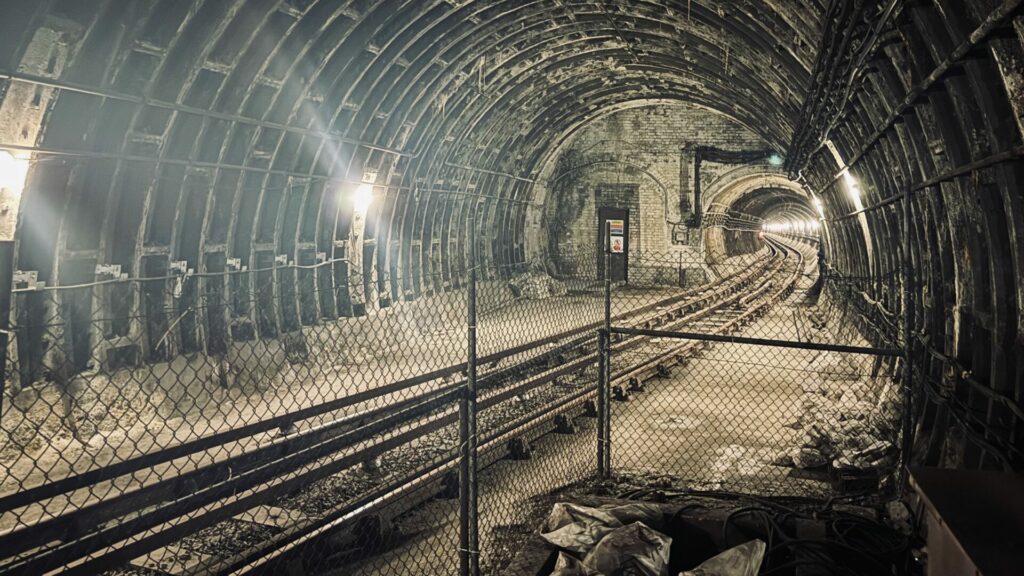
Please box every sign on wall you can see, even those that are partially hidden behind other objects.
[608,219,624,236]
[608,218,625,253]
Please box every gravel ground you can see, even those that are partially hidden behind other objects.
[342,265,895,574]
[346,285,811,573]
[47,257,791,575]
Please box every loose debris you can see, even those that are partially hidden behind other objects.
[540,501,766,576]
[509,271,568,300]
[773,350,901,473]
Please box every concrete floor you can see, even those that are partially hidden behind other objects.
[351,291,850,575]
[610,303,827,496]
[0,285,684,532]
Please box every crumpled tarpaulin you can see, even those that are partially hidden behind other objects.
[679,539,766,576]
[541,502,768,576]
[584,522,672,576]
[541,503,670,576]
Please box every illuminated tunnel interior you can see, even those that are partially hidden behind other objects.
[0,1,1021,575]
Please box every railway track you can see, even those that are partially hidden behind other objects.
[0,236,803,576]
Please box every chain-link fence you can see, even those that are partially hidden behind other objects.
[0,230,909,575]
[0,257,478,575]
[600,236,905,500]
[472,245,704,574]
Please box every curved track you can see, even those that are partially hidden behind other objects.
[0,236,805,576]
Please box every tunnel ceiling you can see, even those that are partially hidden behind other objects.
[0,0,825,281]
[732,187,815,225]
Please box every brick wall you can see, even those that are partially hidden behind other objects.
[529,103,770,271]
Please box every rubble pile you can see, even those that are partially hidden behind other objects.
[509,271,568,300]
[774,352,901,473]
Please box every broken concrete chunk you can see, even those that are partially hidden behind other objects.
[509,271,567,299]
[771,450,794,466]
[791,447,827,469]
[885,501,914,535]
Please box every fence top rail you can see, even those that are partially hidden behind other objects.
[607,326,902,356]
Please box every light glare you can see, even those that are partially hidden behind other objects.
[813,197,825,219]
[762,219,820,235]
[0,151,29,195]
[842,170,862,207]
[352,183,374,213]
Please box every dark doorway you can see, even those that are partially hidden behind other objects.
[598,207,629,282]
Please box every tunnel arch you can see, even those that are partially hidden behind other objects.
[0,0,1019,474]
[701,165,812,263]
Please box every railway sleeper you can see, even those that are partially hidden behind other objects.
[554,414,577,434]
[361,456,383,475]
[311,513,401,570]
[439,471,459,499]
[612,385,631,401]
[507,437,533,460]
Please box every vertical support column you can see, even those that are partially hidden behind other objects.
[900,187,914,487]
[597,222,612,478]
[459,208,479,576]
[0,240,12,417]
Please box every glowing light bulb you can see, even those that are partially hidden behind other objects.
[842,170,862,207]
[0,151,29,195]
[352,183,373,213]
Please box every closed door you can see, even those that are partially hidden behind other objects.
[597,207,629,282]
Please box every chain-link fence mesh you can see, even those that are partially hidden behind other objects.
[0,232,906,575]
[0,260,474,575]
[604,236,904,500]
[469,241,804,573]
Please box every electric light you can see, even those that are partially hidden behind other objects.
[767,153,784,166]
[842,170,862,207]
[0,150,29,195]
[813,197,825,219]
[352,183,374,214]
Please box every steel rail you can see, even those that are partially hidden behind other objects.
[1,243,795,575]
[224,239,803,573]
[228,240,807,575]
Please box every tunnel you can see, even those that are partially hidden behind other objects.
[0,1,1021,575]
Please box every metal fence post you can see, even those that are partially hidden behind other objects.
[597,223,612,478]
[0,240,13,418]
[900,187,914,487]
[459,210,479,576]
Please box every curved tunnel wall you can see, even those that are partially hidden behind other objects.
[790,1,1024,470]
[1,0,822,293]
[0,0,825,383]
[0,1,1021,473]
[701,168,813,263]
[723,187,816,256]
[529,102,773,274]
